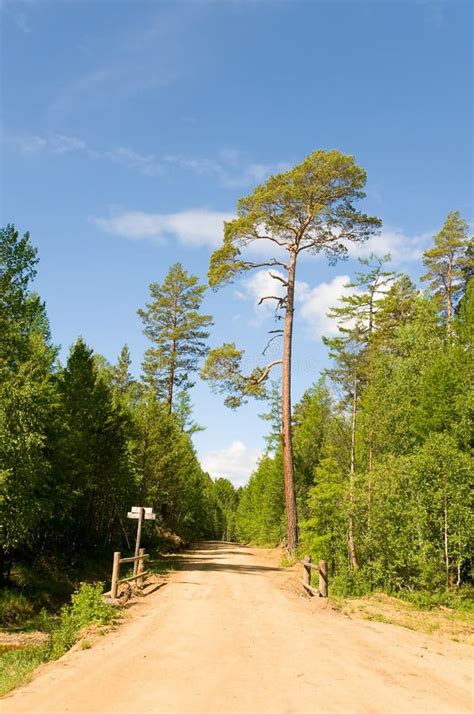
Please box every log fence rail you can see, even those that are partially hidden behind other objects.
[301,556,328,598]
[107,548,150,603]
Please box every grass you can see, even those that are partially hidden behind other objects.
[0,644,50,697]
[333,591,474,643]
[0,550,173,697]
[0,582,119,697]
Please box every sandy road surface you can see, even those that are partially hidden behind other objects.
[3,542,473,714]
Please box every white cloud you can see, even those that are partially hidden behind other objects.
[348,228,432,264]
[240,269,286,317]
[50,134,87,154]
[15,134,47,155]
[95,209,233,248]
[296,274,351,339]
[200,440,261,488]
[237,269,351,339]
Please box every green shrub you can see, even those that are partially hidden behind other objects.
[50,582,116,658]
[397,586,474,612]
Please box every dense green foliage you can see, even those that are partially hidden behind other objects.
[237,214,473,595]
[0,225,231,585]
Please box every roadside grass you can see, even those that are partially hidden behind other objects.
[0,582,118,697]
[0,553,173,697]
[0,643,50,697]
[331,592,474,643]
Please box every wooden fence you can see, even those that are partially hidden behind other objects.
[106,548,150,603]
[301,556,328,598]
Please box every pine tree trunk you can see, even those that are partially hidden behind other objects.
[281,252,298,553]
[167,338,177,413]
[447,258,453,339]
[349,374,359,570]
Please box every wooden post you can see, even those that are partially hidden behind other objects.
[319,559,328,598]
[111,551,121,599]
[137,547,145,588]
[133,507,144,576]
[303,555,311,588]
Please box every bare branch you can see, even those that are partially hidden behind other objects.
[262,333,283,356]
[258,295,286,305]
[269,272,288,287]
[241,258,290,271]
[250,359,283,385]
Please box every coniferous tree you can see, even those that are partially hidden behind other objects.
[173,390,205,435]
[421,211,473,337]
[203,150,381,552]
[138,263,213,410]
[0,225,56,575]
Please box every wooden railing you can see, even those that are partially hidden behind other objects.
[301,556,328,598]
[108,548,150,602]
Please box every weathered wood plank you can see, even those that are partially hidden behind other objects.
[118,571,150,585]
[119,554,150,564]
[301,580,319,597]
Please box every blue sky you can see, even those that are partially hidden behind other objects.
[1,0,472,486]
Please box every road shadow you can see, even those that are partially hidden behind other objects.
[175,561,281,574]
[165,541,281,575]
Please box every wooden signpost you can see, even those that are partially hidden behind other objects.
[127,506,156,576]
[109,506,156,601]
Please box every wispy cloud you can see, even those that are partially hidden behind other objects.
[348,227,432,264]
[94,209,233,248]
[1,0,36,34]
[200,440,261,488]
[45,5,186,123]
[165,149,290,189]
[9,132,286,186]
[9,132,164,177]
[416,0,445,28]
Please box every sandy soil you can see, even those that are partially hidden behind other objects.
[2,542,473,714]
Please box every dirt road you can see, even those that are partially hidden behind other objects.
[3,543,473,714]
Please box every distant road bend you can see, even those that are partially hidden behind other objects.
[3,542,473,714]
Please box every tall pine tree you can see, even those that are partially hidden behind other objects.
[138,263,213,410]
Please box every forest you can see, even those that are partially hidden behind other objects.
[0,150,472,618]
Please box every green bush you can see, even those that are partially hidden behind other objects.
[50,582,116,658]
[397,586,474,612]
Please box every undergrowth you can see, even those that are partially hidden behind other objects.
[0,582,117,697]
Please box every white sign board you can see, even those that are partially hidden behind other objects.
[131,507,153,515]
[127,510,156,520]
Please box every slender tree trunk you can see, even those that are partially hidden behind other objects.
[446,259,453,339]
[367,429,373,532]
[444,493,449,588]
[167,297,178,412]
[281,252,298,553]
[349,374,359,570]
[167,338,177,413]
